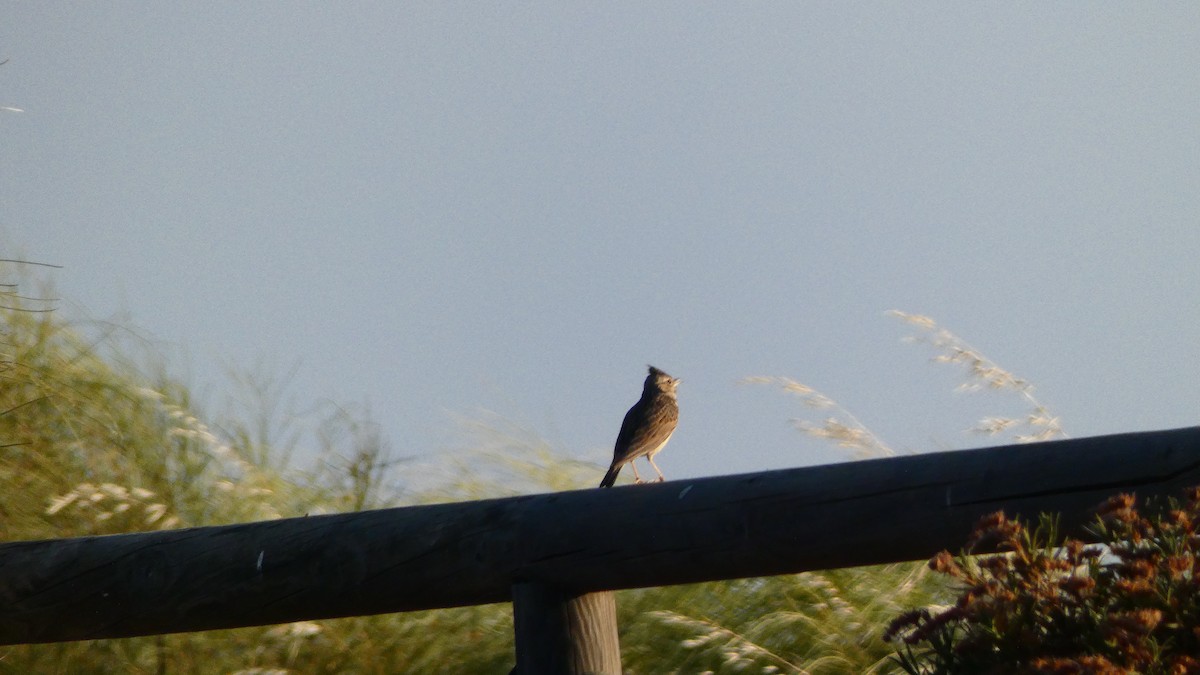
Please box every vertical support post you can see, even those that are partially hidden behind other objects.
[511,583,620,674]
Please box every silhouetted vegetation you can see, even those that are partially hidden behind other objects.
[886,491,1200,674]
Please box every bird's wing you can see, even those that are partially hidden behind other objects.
[614,398,678,464]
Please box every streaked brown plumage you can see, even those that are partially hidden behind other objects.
[599,366,679,488]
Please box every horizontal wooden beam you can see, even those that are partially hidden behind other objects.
[2,426,1198,644]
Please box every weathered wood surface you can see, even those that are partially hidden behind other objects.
[512,585,619,675]
[1,426,1198,644]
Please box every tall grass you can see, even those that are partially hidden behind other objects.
[0,270,1057,674]
[887,310,1066,443]
[657,310,1070,674]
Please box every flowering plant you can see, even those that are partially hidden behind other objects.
[886,488,1200,674]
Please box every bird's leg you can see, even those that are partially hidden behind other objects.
[647,456,666,482]
[629,462,644,484]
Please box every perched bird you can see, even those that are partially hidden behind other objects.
[599,366,680,488]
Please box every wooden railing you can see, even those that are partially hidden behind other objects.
[2,426,1198,673]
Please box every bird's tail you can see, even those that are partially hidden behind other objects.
[598,464,621,488]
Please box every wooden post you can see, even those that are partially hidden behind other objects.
[512,584,620,674]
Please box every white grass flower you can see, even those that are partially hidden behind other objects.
[144,503,167,524]
[45,492,79,515]
[135,387,166,401]
[741,377,894,458]
[972,417,1019,435]
[889,309,1067,444]
[650,610,805,673]
[265,621,323,640]
[888,310,936,329]
[100,483,129,499]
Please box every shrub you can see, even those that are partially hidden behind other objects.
[885,489,1200,674]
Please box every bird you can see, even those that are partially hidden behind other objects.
[599,366,680,488]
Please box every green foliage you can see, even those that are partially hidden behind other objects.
[885,491,1200,674]
[0,274,471,672]
[622,565,948,674]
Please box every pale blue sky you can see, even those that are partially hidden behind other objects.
[3,4,1198,486]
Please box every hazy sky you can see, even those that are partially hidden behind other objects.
[3,5,1198,487]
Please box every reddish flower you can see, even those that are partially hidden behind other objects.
[1060,574,1096,598]
[1097,493,1138,525]
[929,549,964,577]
